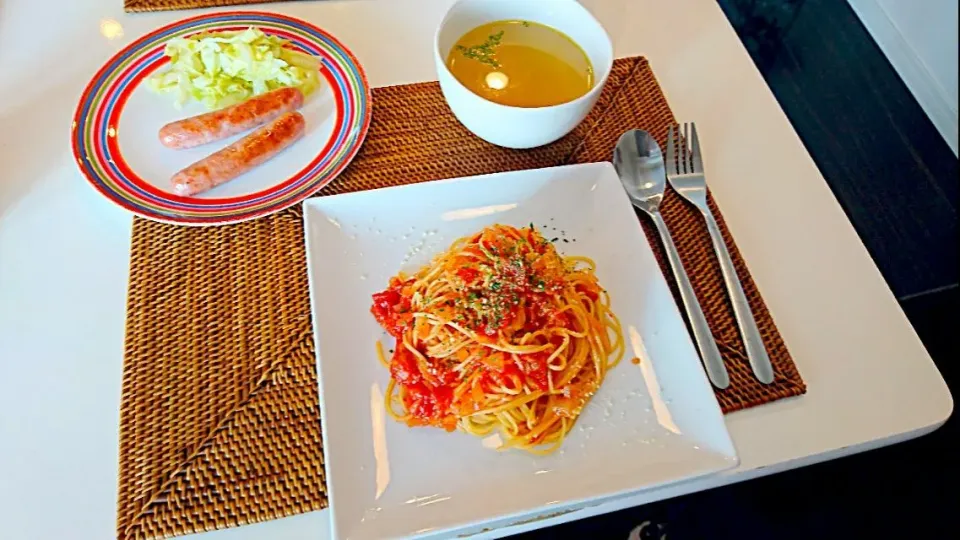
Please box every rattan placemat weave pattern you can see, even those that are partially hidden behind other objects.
[119,56,805,539]
[125,0,287,13]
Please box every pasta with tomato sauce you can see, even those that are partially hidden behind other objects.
[370,223,624,455]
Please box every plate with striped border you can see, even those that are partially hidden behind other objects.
[71,11,371,226]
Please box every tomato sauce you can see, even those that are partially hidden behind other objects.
[370,279,413,338]
[520,352,551,391]
[402,380,456,430]
[457,267,480,284]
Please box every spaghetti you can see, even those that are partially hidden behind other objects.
[370,224,624,454]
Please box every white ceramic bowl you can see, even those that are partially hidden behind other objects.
[435,0,614,149]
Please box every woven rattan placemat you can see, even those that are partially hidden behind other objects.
[125,0,288,13]
[119,56,805,539]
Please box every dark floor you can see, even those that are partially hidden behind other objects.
[722,0,958,300]
[522,0,959,537]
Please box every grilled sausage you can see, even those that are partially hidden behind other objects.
[159,87,304,149]
[170,111,306,197]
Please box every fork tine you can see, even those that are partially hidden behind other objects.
[677,123,685,174]
[666,124,677,175]
[690,122,703,174]
[682,123,690,174]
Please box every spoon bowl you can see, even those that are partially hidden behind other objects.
[613,130,667,212]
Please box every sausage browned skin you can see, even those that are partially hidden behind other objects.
[159,87,304,149]
[171,111,306,197]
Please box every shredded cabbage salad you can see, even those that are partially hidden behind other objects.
[149,27,322,110]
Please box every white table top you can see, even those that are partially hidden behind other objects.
[0,1,951,539]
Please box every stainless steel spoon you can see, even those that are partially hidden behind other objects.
[613,129,730,389]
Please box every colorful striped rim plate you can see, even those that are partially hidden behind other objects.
[72,11,372,226]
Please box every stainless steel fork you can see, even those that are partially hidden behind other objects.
[666,123,775,384]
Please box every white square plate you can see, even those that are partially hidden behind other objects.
[304,162,738,539]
